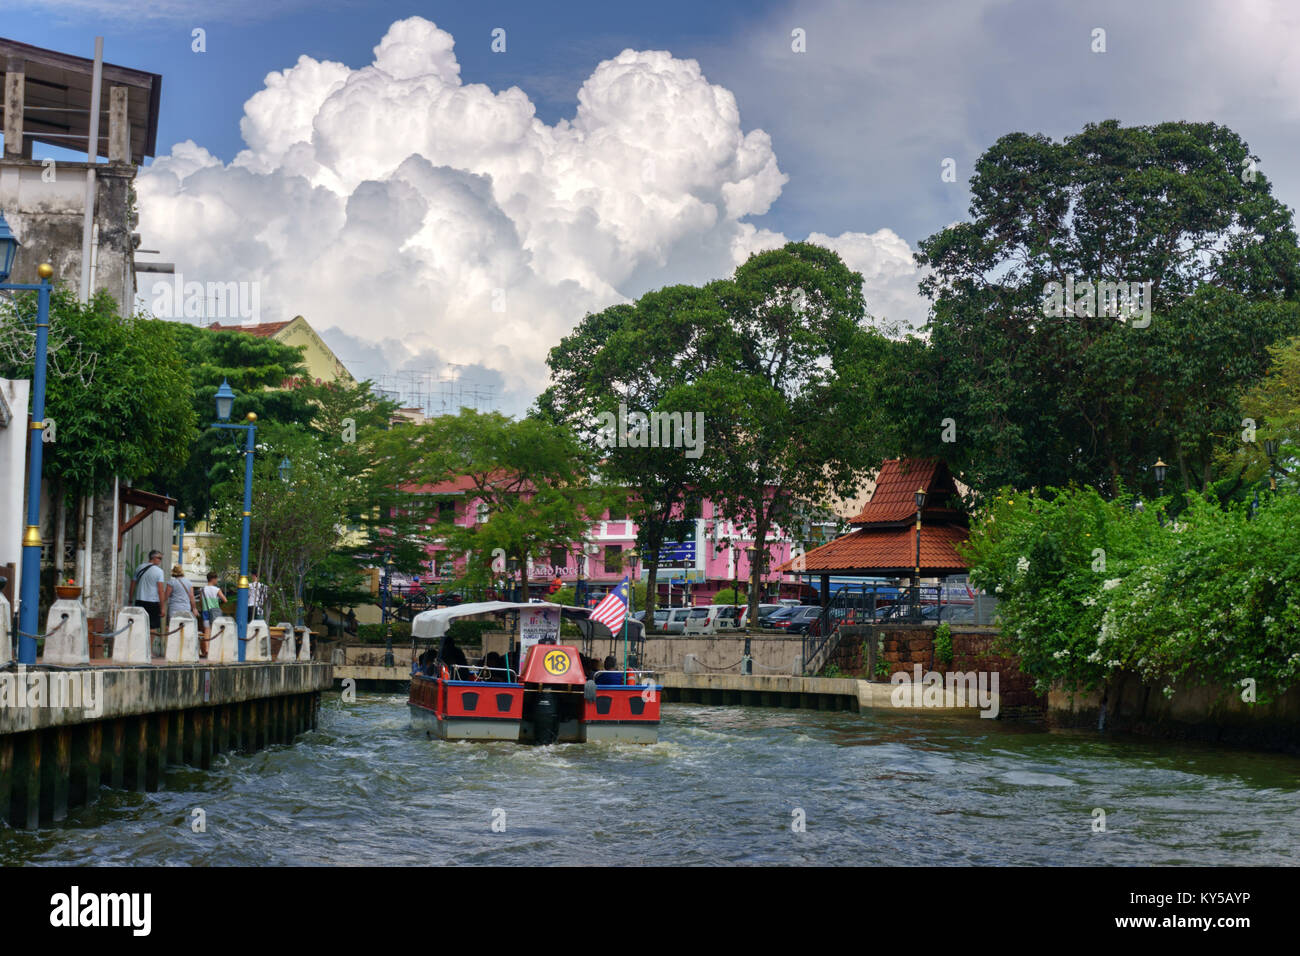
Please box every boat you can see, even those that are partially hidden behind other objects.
[406,601,660,744]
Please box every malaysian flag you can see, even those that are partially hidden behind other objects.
[590,576,631,633]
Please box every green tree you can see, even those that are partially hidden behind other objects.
[0,289,196,493]
[371,410,604,596]
[140,323,315,519]
[538,285,725,619]
[207,422,353,624]
[702,242,891,624]
[908,120,1300,500]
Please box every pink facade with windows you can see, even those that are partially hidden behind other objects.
[407,481,810,605]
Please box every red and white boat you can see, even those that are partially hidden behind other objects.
[407,601,660,744]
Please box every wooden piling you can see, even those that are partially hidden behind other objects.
[200,708,214,770]
[146,713,162,790]
[84,723,102,803]
[218,704,231,754]
[108,718,125,789]
[42,726,72,822]
[12,731,41,829]
[0,734,13,825]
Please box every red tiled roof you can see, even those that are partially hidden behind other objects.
[849,458,965,526]
[403,476,480,495]
[777,524,969,574]
[208,319,294,338]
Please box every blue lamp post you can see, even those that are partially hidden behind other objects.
[174,511,186,569]
[210,378,257,662]
[0,211,55,665]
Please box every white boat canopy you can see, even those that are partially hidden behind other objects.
[410,600,590,639]
[411,601,640,640]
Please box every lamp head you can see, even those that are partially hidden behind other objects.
[0,211,19,283]
[214,379,235,421]
[1264,439,1279,460]
[1154,459,1168,485]
[915,487,928,512]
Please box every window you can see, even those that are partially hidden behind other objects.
[437,501,456,524]
[549,547,569,569]
[604,544,623,574]
[684,498,703,521]
[608,501,627,521]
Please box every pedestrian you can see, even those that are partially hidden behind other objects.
[199,572,227,655]
[249,570,268,621]
[132,550,167,641]
[165,564,199,624]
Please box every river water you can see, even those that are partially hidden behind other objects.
[4,692,1298,865]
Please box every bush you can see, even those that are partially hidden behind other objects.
[354,622,412,644]
[713,587,747,607]
[934,622,953,668]
[962,486,1300,698]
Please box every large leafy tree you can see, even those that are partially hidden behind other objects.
[0,289,195,493]
[701,242,892,623]
[140,324,315,519]
[906,120,1300,500]
[208,422,353,624]
[537,285,726,618]
[371,410,604,596]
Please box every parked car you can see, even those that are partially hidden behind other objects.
[772,605,822,634]
[758,606,798,628]
[712,605,748,630]
[922,603,975,624]
[654,607,691,634]
[682,606,716,635]
[757,604,781,621]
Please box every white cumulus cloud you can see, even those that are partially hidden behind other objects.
[137,16,925,411]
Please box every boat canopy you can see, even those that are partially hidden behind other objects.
[411,601,642,641]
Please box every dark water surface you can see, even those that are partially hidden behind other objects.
[4,692,1298,865]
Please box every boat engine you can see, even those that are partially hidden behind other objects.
[534,691,560,745]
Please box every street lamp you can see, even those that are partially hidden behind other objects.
[209,379,257,663]
[913,487,927,622]
[174,512,187,571]
[1153,459,1167,498]
[0,211,54,665]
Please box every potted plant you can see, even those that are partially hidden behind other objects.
[55,577,82,600]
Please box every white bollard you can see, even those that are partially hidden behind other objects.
[111,607,151,664]
[207,616,237,663]
[42,599,90,665]
[276,622,297,662]
[165,611,199,663]
[245,619,271,661]
[683,653,701,675]
[296,626,312,662]
[0,590,12,662]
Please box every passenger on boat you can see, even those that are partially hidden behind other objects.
[438,636,469,677]
[594,656,624,686]
[481,651,508,681]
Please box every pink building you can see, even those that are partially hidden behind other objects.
[405,480,813,606]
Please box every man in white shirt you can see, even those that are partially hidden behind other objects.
[132,550,167,640]
[249,570,269,621]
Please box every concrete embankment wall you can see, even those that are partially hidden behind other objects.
[1048,671,1300,754]
[1,662,332,828]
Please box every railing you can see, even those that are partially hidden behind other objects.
[801,584,998,676]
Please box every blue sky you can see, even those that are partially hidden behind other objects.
[6,0,1299,411]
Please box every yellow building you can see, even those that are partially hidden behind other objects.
[208,315,355,386]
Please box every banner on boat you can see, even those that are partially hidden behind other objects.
[518,605,560,665]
